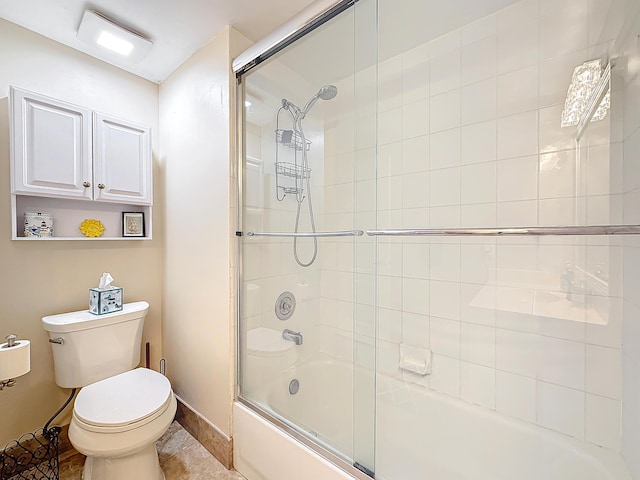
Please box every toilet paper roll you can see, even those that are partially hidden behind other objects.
[0,340,30,380]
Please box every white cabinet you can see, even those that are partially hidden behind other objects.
[10,87,152,206]
[9,87,153,240]
[10,87,93,200]
[93,113,152,205]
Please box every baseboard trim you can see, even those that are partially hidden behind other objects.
[175,398,233,469]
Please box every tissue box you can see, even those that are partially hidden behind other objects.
[89,287,123,315]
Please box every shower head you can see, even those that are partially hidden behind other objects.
[317,85,338,100]
[281,85,338,120]
[302,85,338,115]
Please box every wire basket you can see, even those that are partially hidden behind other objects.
[279,186,304,195]
[1,428,60,480]
[275,129,311,151]
[275,162,311,180]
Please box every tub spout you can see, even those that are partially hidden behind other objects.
[282,329,303,345]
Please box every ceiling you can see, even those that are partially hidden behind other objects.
[0,0,316,83]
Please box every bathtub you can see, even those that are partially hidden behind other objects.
[263,358,356,459]
[234,358,631,480]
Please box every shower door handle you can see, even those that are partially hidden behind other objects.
[245,230,364,238]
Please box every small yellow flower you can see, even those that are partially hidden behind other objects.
[80,219,105,238]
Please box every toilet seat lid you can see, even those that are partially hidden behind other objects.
[74,368,172,427]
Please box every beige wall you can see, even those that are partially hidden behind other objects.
[0,14,252,447]
[0,19,161,446]
[160,25,251,438]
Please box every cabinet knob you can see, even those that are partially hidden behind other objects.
[98,184,105,189]
[83,181,91,188]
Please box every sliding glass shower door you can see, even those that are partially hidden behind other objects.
[237,0,377,475]
[238,0,637,478]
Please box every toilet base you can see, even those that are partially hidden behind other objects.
[82,444,165,480]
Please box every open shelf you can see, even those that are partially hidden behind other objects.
[12,195,152,240]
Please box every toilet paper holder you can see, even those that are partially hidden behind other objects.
[1,335,17,389]
[0,335,65,480]
[0,378,16,389]
[1,334,31,390]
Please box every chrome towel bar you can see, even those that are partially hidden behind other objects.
[243,225,640,238]
[365,225,640,237]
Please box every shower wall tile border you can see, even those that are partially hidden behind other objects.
[176,397,233,469]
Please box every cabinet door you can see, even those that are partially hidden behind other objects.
[93,113,152,205]
[10,87,92,200]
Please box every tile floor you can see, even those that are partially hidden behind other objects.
[59,421,246,480]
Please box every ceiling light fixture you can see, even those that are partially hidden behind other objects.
[77,10,152,63]
[96,31,134,56]
[561,59,610,128]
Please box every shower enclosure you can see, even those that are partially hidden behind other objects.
[235,0,640,478]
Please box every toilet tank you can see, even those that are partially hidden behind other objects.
[42,301,149,388]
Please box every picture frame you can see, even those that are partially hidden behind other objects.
[122,212,145,237]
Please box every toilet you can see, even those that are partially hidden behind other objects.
[42,301,176,480]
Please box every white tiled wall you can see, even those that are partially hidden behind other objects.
[322,0,624,451]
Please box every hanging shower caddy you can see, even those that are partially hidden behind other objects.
[274,111,312,201]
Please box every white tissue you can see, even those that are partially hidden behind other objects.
[98,272,114,289]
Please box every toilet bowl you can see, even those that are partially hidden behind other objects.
[69,368,177,480]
